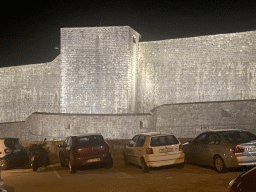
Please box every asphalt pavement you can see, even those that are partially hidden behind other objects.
[1,160,244,192]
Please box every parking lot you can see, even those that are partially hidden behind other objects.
[1,159,244,192]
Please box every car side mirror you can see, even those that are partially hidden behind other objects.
[126,142,133,147]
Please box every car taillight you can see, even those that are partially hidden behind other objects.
[105,145,111,153]
[233,146,245,153]
[146,148,153,154]
[4,148,12,154]
[179,144,182,151]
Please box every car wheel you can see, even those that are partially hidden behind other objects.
[0,159,8,170]
[59,156,65,167]
[123,153,130,166]
[214,156,227,173]
[69,159,76,174]
[45,156,50,167]
[105,158,113,169]
[141,158,150,173]
[31,161,38,171]
[177,163,184,169]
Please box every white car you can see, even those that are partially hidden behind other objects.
[123,132,185,172]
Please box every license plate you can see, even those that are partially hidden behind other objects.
[160,148,173,153]
[248,147,256,152]
[87,158,100,163]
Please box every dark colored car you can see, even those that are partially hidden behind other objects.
[58,133,113,173]
[182,129,256,173]
[229,166,256,192]
[0,138,29,170]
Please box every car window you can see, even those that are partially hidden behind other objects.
[135,135,146,147]
[150,135,179,147]
[193,133,208,145]
[4,138,22,149]
[128,135,139,147]
[76,135,104,147]
[207,134,221,145]
[222,131,256,144]
[63,137,69,147]
[67,137,72,147]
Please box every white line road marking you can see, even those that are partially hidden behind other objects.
[49,164,60,167]
[112,168,133,178]
[3,169,32,173]
[53,170,63,179]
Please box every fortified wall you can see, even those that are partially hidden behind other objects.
[153,99,256,138]
[1,26,256,139]
[137,31,256,112]
[60,26,140,114]
[0,55,61,122]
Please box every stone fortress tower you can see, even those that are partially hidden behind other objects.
[60,26,140,114]
[1,26,256,124]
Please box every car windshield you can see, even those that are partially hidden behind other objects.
[76,135,105,147]
[221,131,256,144]
[4,138,23,149]
[150,135,179,147]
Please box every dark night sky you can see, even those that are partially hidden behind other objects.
[1,0,256,68]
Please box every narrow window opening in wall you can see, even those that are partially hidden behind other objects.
[140,121,143,128]
[66,124,71,129]
[133,36,136,44]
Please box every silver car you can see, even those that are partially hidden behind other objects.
[182,129,256,173]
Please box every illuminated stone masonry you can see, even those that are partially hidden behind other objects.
[60,26,140,115]
[1,26,256,124]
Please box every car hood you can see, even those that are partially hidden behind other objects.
[235,166,256,182]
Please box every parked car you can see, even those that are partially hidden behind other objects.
[182,129,256,173]
[123,132,185,173]
[58,133,113,173]
[0,138,29,170]
[229,166,256,192]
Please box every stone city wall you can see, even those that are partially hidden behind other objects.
[0,112,153,141]
[60,26,140,114]
[153,99,256,138]
[137,31,256,113]
[0,56,61,123]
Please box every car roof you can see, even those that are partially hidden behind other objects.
[71,133,102,138]
[137,132,173,137]
[0,138,20,140]
[207,129,246,133]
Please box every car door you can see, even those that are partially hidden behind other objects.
[65,137,73,160]
[133,135,146,165]
[59,137,69,164]
[125,135,139,164]
[202,133,222,166]
[188,133,208,164]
